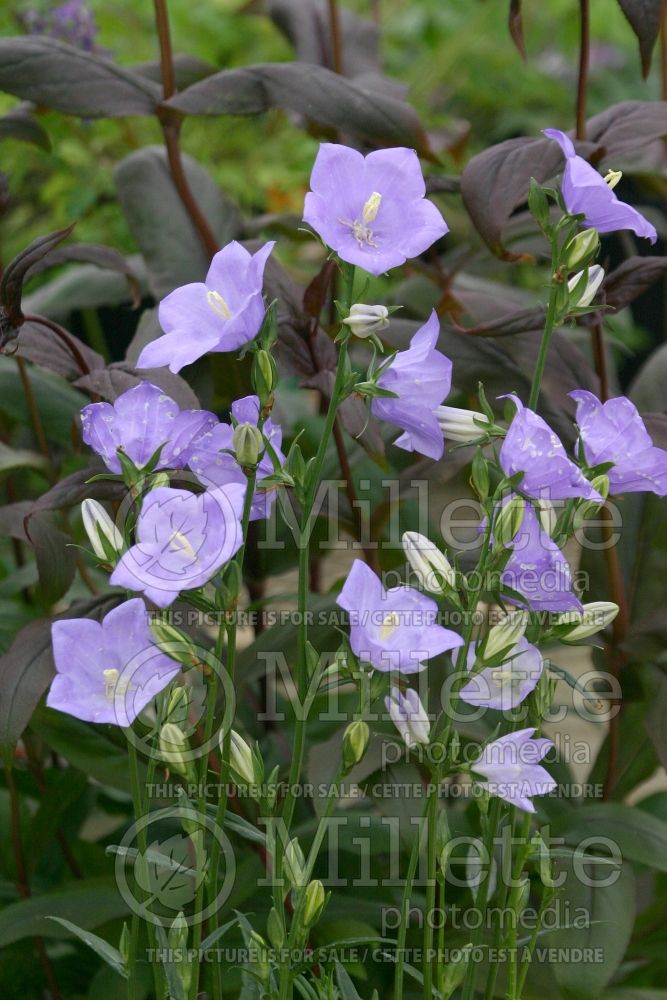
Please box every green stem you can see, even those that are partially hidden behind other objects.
[207,465,258,1000]
[528,239,560,412]
[517,884,553,995]
[395,794,431,1000]
[125,737,159,999]
[422,776,440,999]
[460,797,503,1000]
[507,810,532,998]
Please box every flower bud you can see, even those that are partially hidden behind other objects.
[253,349,276,402]
[303,879,326,927]
[536,500,557,536]
[342,303,389,338]
[81,499,124,562]
[284,837,306,888]
[119,923,130,968]
[567,264,604,308]
[159,723,193,779]
[402,531,455,593]
[248,930,271,982]
[150,621,200,669]
[483,610,529,662]
[494,496,525,548]
[342,719,370,772]
[555,601,619,641]
[226,730,257,785]
[435,405,491,444]
[565,227,600,270]
[233,423,264,467]
[266,907,284,949]
[168,911,188,953]
[385,686,431,749]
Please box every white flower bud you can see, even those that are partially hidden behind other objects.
[434,405,491,443]
[385,686,431,749]
[402,531,455,593]
[233,423,264,467]
[567,264,604,308]
[342,303,389,338]
[284,837,307,888]
[483,610,529,661]
[159,723,192,778]
[81,499,124,561]
[555,601,619,641]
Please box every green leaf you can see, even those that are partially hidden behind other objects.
[543,854,635,995]
[0,442,49,477]
[0,877,129,946]
[0,355,89,447]
[133,834,206,910]
[46,917,127,979]
[165,63,433,158]
[335,959,363,1000]
[114,146,242,299]
[554,803,667,873]
[27,767,89,876]
[0,37,160,117]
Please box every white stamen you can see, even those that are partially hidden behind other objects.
[604,169,622,190]
[362,191,382,224]
[103,668,120,699]
[379,610,400,641]
[207,290,232,320]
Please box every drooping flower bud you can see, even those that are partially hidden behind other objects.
[434,405,491,444]
[81,499,124,562]
[150,622,200,669]
[402,531,455,593]
[342,303,389,338]
[555,601,619,641]
[567,264,604,308]
[482,610,529,662]
[342,719,370,772]
[385,686,430,749]
[303,879,326,927]
[565,227,600,270]
[233,423,264,467]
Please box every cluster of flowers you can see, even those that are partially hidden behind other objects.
[47,133,667,813]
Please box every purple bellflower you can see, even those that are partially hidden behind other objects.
[80,381,217,475]
[570,390,667,497]
[188,395,285,520]
[371,311,452,460]
[544,129,656,242]
[337,559,463,674]
[472,727,556,813]
[500,395,603,502]
[110,484,244,608]
[136,241,274,373]
[501,498,582,613]
[47,599,180,726]
[460,637,544,711]
[303,143,448,276]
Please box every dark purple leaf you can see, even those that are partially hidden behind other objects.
[25,244,141,308]
[25,513,76,605]
[508,0,527,60]
[27,464,125,519]
[586,100,667,160]
[0,225,75,327]
[303,259,337,320]
[131,54,217,89]
[617,0,662,77]
[15,322,103,382]
[165,62,434,157]
[0,37,160,117]
[603,255,667,312]
[0,102,50,150]
[74,362,201,410]
[264,0,380,77]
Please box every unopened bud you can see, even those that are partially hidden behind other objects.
[303,879,326,927]
[483,610,529,662]
[435,405,491,444]
[233,423,264,467]
[567,264,604,308]
[342,719,370,772]
[159,723,193,778]
[555,601,619,641]
[150,621,200,669]
[402,531,455,593]
[253,349,276,402]
[284,837,306,888]
[494,496,525,548]
[266,907,284,949]
[565,228,600,271]
[342,303,389,338]
[226,730,257,785]
[249,930,270,982]
[81,499,124,562]
[168,912,188,953]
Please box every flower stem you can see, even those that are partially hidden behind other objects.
[422,774,440,999]
[394,794,430,1000]
[575,0,590,140]
[460,796,503,1000]
[527,238,560,412]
